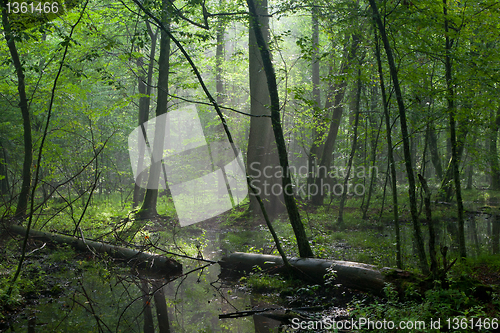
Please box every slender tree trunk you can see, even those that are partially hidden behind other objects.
[362,102,383,220]
[466,163,473,189]
[470,215,480,255]
[489,107,500,190]
[152,281,171,333]
[0,141,9,196]
[374,26,401,268]
[443,0,466,258]
[137,1,171,219]
[369,0,429,274]
[140,280,155,333]
[307,6,322,191]
[427,124,443,180]
[492,214,499,255]
[2,3,32,217]
[338,70,362,225]
[133,26,158,208]
[439,122,468,201]
[311,36,358,206]
[247,0,314,258]
[247,0,286,219]
[419,174,438,277]
[215,1,225,106]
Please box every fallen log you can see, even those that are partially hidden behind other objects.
[7,225,182,275]
[219,252,415,295]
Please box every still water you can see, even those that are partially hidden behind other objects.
[7,211,499,332]
[10,230,283,332]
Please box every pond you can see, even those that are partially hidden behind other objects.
[6,229,284,332]
[4,210,498,332]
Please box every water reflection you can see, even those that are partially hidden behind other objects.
[9,212,498,332]
[10,229,282,332]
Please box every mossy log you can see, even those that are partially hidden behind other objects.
[219,252,414,295]
[8,225,182,275]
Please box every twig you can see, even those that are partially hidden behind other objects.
[219,307,278,319]
[168,93,270,117]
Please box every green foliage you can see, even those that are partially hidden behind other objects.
[240,272,294,293]
[350,281,497,332]
[47,245,76,263]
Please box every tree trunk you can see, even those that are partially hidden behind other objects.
[133,25,158,208]
[466,158,473,190]
[0,141,9,196]
[338,70,362,225]
[8,225,182,274]
[220,252,413,296]
[140,280,155,333]
[374,26,401,268]
[427,124,443,180]
[443,0,466,259]
[215,2,225,106]
[137,2,171,219]
[489,107,500,190]
[307,6,322,191]
[311,36,358,206]
[247,0,313,258]
[439,122,468,201]
[492,215,499,255]
[362,88,383,220]
[369,0,429,274]
[246,0,286,219]
[152,281,171,333]
[419,174,438,277]
[2,5,32,217]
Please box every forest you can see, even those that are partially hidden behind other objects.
[0,0,499,331]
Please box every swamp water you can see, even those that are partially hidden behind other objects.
[6,230,284,332]
[5,211,499,332]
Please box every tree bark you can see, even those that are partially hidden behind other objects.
[369,0,429,274]
[220,252,413,296]
[137,1,171,219]
[419,174,438,277]
[2,3,32,217]
[215,2,225,106]
[489,107,500,190]
[492,215,499,255]
[307,6,322,190]
[152,281,171,333]
[443,0,466,259]
[0,141,9,196]
[246,0,286,219]
[8,225,182,274]
[247,0,314,258]
[362,113,383,220]
[133,25,158,208]
[439,121,468,201]
[140,280,155,333]
[427,124,443,180]
[374,26,401,268]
